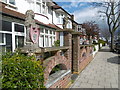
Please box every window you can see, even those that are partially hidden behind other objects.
[9,0,15,5]
[39,35,44,47]
[6,34,12,51]
[40,28,44,33]
[2,0,7,3]
[0,33,4,44]
[15,36,24,48]
[45,29,48,34]
[15,24,24,32]
[39,28,56,47]
[50,30,52,34]
[67,21,71,28]
[36,0,47,15]
[49,37,52,47]
[36,2,41,13]
[1,20,12,32]
[45,36,49,47]
[48,7,51,14]
[2,0,15,5]
[56,13,60,23]
[53,31,55,35]
[42,2,46,14]
[0,21,25,52]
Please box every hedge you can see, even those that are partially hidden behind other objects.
[2,52,45,89]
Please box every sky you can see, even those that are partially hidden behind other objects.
[53,0,108,30]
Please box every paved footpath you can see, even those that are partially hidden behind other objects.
[70,46,119,88]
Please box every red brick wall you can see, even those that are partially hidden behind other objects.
[44,53,70,83]
[44,31,72,88]
[49,73,71,88]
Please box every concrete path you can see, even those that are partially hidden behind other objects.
[70,46,119,89]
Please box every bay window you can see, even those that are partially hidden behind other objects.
[0,20,25,52]
[36,2,41,13]
[36,0,48,15]
[39,29,56,47]
[56,13,64,24]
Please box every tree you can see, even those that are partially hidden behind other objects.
[82,21,100,40]
[100,28,110,44]
[99,1,120,51]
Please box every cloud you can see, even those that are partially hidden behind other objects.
[72,6,107,29]
[53,0,119,2]
[62,2,80,9]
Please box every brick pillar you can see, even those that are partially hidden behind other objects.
[72,34,80,73]
[64,31,72,70]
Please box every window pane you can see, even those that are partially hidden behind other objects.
[39,35,44,47]
[9,0,15,5]
[40,28,44,33]
[42,4,46,14]
[45,29,48,34]
[53,31,55,35]
[6,34,12,51]
[2,20,12,32]
[45,36,49,47]
[2,0,6,2]
[15,24,24,32]
[15,36,24,48]
[0,33,4,43]
[50,30,52,34]
[36,3,41,13]
[0,46,6,54]
[49,37,52,47]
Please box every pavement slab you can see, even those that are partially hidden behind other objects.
[70,46,119,89]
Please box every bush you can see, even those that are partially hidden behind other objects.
[93,45,96,51]
[53,40,60,47]
[98,39,106,46]
[2,52,45,89]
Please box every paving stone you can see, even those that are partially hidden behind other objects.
[111,83,118,88]
[79,83,92,88]
[91,84,104,88]
[88,79,99,85]
[70,46,118,89]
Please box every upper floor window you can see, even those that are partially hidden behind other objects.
[36,0,47,15]
[9,0,15,5]
[56,12,64,24]
[2,0,15,5]
[36,2,41,13]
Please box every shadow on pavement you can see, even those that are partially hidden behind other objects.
[107,56,120,64]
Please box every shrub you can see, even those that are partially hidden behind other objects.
[2,52,45,89]
[93,45,96,51]
[53,40,60,47]
[98,39,106,46]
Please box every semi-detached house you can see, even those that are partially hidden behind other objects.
[0,0,85,52]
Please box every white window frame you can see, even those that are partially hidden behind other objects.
[0,33,6,45]
[2,0,16,6]
[0,21,26,52]
[39,28,56,47]
[35,0,48,15]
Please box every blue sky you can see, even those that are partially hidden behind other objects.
[55,2,93,13]
[53,0,107,29]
